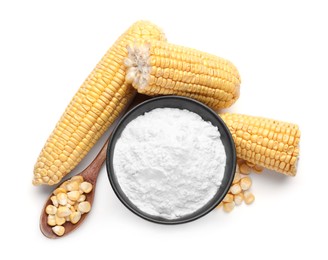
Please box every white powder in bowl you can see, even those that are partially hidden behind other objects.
[113,108,226,220]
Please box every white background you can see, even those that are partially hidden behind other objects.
[0,0,327,259]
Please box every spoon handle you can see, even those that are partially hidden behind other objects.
[81,139,109,184]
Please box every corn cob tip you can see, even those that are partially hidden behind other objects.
[125,42,151,89]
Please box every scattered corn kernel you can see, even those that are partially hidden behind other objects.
[46,205,57,215]
[230,183,242,195]
[78,201,91,213]
[240,163,251,174]
[52,226,65,236]
[253,165,264,173]
[244,191,255,204]
[57,206,71,217]
[234,193,244,205]
[240,177,252,191]
[56,193,68,206]
[232,172,241,184]
[216,202,223,208]
[47,214,56,226]
[223,193,234,203]
[80,182,93,193]
[70,212,82,224]
[223,202,235,213]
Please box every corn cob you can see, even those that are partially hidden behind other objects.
[220,113,301,176]
[124,41,241,110]
[33,21,166,185]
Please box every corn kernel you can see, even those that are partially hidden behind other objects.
[216,202,223,208]
[52,226,65,236]
[53,187,66,195]
[67,199,75,205]
[59,180,70,190]
[46,205,57,215]
[234,193,244,205]
[71,175,84,183]
[240,177,252,191]
[230,183,242,195]
[223,193,233,203]
[50,196,58,207]
[244,191,255,205]
[78,201,91,213]
[240,163,251,174]
[253,165,264,173]
[55,214,65,225]
[80,182,93,193]
[56,193,68,206]
[246,161,255,167]
[57,206,72,217]
[47,214,56,226]
[223,202,235,213]
[78,194,86,202]
[67,191,80,201]
[70,212,82,224]
[232,172,241,184]
[66,181,79,191]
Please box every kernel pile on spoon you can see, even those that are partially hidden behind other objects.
[45,176,93,236]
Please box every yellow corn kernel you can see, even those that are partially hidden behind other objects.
[55,214,66,226]
[230,183,242,195]
[67,191,80,201]
[78,201,91,214]
[232,172,241,184]
[234,193,244,205]
[70,212,82,224]
[244,191,255,205]
[45,205,57,215]
[240,177,252,191]
[52,226,65,236]
[71,175,84,183]
[57,206,71,218]
[53,188,66,195]
[239,163,251,175]
[79,182,93,194]
[223,193,234,203]
[47,215,56,226]
[223,202,235,213]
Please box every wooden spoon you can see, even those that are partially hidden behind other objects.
[40,138,109,239]
[39,94,150,239]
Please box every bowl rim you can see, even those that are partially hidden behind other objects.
[106,95,236,224]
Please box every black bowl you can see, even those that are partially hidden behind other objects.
[106,96,236,224]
